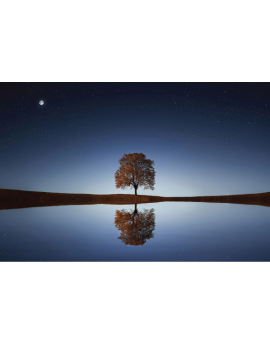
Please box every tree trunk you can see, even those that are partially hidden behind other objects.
[135,186,137,195]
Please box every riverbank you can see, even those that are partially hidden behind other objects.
[1,188,270,210]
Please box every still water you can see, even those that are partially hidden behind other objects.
[1,202,270,261]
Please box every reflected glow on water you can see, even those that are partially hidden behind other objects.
[0,202,270,261]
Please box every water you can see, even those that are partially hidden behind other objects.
[1,202,270,261]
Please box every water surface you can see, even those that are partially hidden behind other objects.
[0,202,270,261]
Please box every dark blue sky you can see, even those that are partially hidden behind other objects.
[1,82,269,196]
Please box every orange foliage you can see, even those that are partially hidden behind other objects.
[114,204,155,246]
[115,153,155,195]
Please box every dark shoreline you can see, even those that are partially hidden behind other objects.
[1,188,270,210]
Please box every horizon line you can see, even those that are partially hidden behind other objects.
[1,188,270,198]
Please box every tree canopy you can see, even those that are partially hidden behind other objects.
[115,153,156,195]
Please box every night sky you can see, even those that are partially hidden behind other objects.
[1,82,269,196]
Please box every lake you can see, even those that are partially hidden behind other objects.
[1,201,270,261]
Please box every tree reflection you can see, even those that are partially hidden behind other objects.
[114,204,155,246]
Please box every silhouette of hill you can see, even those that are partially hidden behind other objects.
[1,188,270,210]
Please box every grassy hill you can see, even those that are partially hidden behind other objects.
[1,188,270,210]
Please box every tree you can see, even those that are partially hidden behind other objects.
[115,153,155,195]
[114,204,156,246]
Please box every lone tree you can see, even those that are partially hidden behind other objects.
[115,153,156,195]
